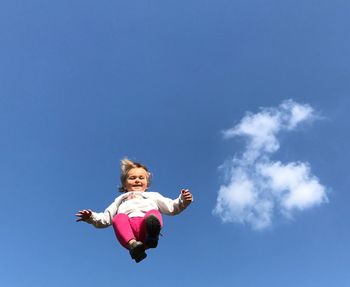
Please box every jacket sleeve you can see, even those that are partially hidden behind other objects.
[86,196,123,228]
[149,192,191,216]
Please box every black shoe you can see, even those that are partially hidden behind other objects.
[129,241,147,263]
[145,215,161,248]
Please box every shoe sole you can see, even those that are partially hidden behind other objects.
[145,215,161,248]
[130,242,147,263]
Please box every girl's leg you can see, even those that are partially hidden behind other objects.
[113,214,147,263]
[112,213,136,249]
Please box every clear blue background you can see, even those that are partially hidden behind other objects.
[1,0,349,286]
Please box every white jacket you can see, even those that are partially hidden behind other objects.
[87,191,190,228]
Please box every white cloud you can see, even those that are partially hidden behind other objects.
[257,161,328,212]
[214,100,328,230]
[214,165,274,230]
[223,111,281,157]
[282,100,315,129]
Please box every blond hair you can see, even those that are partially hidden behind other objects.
[118,158,152,192]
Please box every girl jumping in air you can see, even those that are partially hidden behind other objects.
[75,158,193,263]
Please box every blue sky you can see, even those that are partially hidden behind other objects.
[1,0,350,286]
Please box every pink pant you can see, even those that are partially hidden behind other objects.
[112,209,163,249]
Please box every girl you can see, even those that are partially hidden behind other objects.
[76,158,193,263]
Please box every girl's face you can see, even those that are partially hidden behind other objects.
[124,167,149,192]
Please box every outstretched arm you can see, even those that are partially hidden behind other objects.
[150,189,193,215]
[75,209,93,222]
[75,196,123,228]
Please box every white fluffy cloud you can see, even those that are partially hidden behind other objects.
[213,100,328,230]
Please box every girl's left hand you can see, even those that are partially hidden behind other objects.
[181,189,193,205]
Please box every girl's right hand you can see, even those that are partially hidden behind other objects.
[75,209,92,222]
